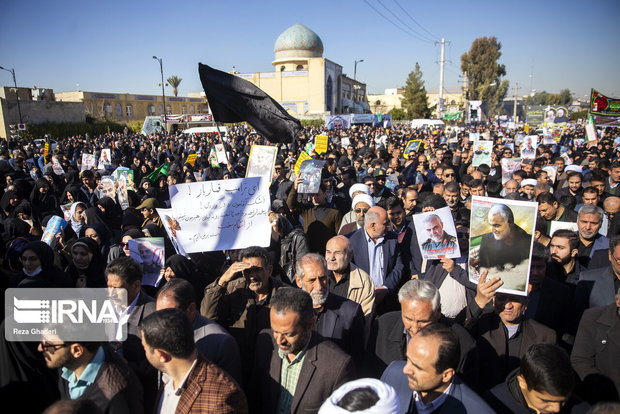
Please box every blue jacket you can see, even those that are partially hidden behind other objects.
[381,361,494,414]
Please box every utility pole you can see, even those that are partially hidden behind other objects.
[435,38,449,119]
[513,82,521,123]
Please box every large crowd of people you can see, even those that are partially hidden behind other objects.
[0,121,619,414]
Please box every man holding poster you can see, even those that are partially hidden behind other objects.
[469,197,537,295]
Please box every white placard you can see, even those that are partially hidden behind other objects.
[81,153,96,172]
[168,178,270,253]
[549,221,578,236]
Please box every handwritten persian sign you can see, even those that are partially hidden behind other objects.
[168,177,270,253]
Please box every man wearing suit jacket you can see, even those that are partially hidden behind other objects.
[366,280,478,387]
[155,278,242,385]
[574,236,620,323]
[381,324,494,414]
[571,288,620,402]
[250,288,356,414]
[140,308,247,414]
[106,257,157,410]
[295,253,366,364]
[348,206,404,312]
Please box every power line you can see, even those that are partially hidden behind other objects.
[391,0,440,41]
[375,0,436,43]
[362,0,433,44]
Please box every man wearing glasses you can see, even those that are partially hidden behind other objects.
[38,337,143,413]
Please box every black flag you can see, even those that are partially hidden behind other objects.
[198,63,303,143]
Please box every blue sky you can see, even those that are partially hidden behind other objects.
[1,0,619,100]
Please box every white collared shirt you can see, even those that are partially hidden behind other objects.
[156,358,198,414]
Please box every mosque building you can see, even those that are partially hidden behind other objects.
[232,24,369,118]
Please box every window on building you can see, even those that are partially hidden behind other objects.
[326,76,333,112]
[126,105,133,117]
[115,103,122,117]
[148,104,155,115]
[182,106,186,114]
[296,65,304,71]
[104,103,112,114]
[166,105,171,115]
[158,104,163,115]
[189,104,194,114]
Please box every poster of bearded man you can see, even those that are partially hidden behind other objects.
[468,196,538,296]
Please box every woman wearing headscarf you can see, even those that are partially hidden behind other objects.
[107,228,142,263]
[0,189,22,219]
[80,222,112,259]
[95,196,123,240]
[60,183,87,205]
[1,218,36,273]
[9,241,72,288]
[64,237,106,287]
[160,254,205,305]
[68,202,87,236]
[29,178,59,222]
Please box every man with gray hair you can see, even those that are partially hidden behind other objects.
[478,203,532,270]
[576,204,611,270]
[295,253,365,364]
[366,279,478,386]
[325,235,375,315]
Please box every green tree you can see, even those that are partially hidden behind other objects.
[388,107,407,120]
[558,89,572,105]
[401,63,432,119]
[461,36,509,117]
[166,76,182,97]
[526,89,572,106]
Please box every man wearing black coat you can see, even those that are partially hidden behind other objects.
[571,290,620,403]
[295,253,365,365]
[366,280,478,388]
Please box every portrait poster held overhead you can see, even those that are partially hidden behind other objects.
[412,207,460,260]
[97,176,117,200]
[403,140,422,159]
[245,145,278,188]
[520,135,538,159]
[98,148,111,170]
[156,207,187,256]
[468,196,538,296]
[549,220,578,236]
[81,153,96,172]
[297,159,326,194]
[128,237,165,287]
[472,140,492,167]
[168,177,271,253]
[501,158,521,184]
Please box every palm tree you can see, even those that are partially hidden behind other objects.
[167,76,182,97]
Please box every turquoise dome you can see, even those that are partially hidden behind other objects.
[274,24,324,60]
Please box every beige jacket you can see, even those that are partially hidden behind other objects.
[348,264,375,315]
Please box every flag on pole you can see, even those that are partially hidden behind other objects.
[198,63,303,143]
[146,162,170,182]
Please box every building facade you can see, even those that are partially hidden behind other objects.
[54,91,208,122]
[233,24,369,118]
[0,87,85,140]
[367,88,465,118]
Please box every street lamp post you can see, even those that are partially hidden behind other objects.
[353,59,364,81]
[152,56,167,130]
[0,66,23,125]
